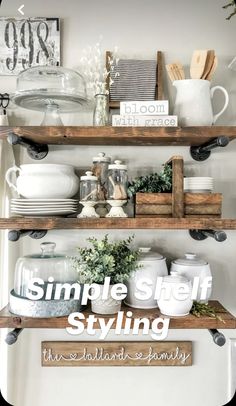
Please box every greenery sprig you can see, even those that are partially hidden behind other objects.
[128,164,172,196]
[190,301,225,324]
[72,235,140,285]
[223,0,236,20]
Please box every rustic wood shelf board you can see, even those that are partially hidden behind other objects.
[0,301,235,329]
[1,217,236,230]
[1,126,236,146]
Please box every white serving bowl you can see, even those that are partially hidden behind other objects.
[6,164,79,199]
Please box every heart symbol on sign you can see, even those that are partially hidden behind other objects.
[135,353,143,359]
[70,353,78,360]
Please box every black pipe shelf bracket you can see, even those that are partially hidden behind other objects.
[5,328,227,346]
[7,133,49,160]
[189,229,227,242]
[209,329,226,347]
[5,328,23,345]
[8,230,47,242]
[190,136,230,161]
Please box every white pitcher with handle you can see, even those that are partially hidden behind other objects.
[173,79,229,126]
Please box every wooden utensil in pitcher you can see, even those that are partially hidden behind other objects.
[174,62,185,80]
[201,50,215,79]
[205,56,218,81]
[190,50,208,79]
[166,64,179,82]
[166,63,185,81]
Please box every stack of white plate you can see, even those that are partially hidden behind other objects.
[184,177,213,193]
[11,199,78,216]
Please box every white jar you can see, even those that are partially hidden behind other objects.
[157,275,193,317]
[125,247,168,309]
[91,284,122,315]
[5,164,79,199]
[170,253,212,303]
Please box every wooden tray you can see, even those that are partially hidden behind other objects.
[135,156,222,218]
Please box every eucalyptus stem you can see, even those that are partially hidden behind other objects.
[190,302,225,324]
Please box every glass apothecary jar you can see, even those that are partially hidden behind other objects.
[78,171,99,218]
[108,160,128,200]
[92,152,111,201]
[80,171,98,202]
[14,242,77,298]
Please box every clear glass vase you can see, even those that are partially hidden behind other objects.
[93,94,109,126]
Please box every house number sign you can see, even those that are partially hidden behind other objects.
[42,341,192,367]
[0,17,60,75]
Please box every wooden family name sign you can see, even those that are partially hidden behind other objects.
[41,341,192,367]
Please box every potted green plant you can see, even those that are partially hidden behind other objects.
[72,235,140,314]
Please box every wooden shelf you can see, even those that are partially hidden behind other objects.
[1,217,236,230]
[1,126,236,146]
[0,301,235,330]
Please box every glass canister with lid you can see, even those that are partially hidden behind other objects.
[78,171,99,218]
[80,171,98,202]
[125,247,168,309]
[92,152,111,201]
[108,160,128,200]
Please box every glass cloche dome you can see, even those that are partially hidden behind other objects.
[13,242,78,298]
[12,66,89,113]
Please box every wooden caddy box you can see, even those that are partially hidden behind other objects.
[135,156,222,218]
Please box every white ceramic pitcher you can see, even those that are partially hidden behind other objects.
[173,79,229,126]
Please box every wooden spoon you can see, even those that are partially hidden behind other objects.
[201,50,215,79]
[206,56,218,81]
[190,50,208,79]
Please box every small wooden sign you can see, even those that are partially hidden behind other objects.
[120,100,169,116]
[42,341,192,367]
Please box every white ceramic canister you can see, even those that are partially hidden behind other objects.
[170,253,212,303]
[157,274,193,317]
[125,247,168,309]
[5,164,79,199]
[91,284,122,315]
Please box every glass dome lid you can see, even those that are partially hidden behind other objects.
[13,242,78,298]
[24,242,65,259]
[12,66,89,113]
